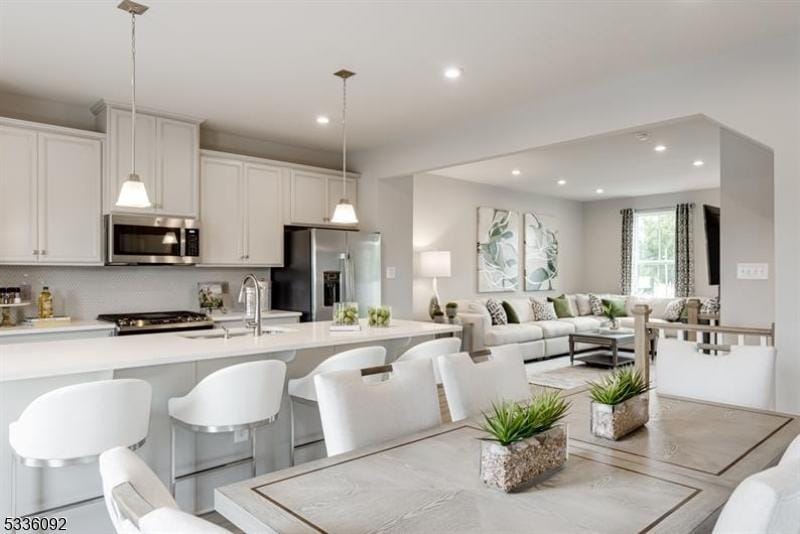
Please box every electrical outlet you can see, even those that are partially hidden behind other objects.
[234,428,249,443]
[736,263,769,280]
[386,267,396,280]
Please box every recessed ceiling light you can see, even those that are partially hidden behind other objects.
[316,115,330,125]
[557,179,567,186]
[595,188,604,194]
[654,144,667,152]
[444,66,463,80]
[693,160,705,167]
[511,169,521,176]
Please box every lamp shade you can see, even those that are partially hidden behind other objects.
[116,175,151,208]
[419,251,451,278]
[331,199,359,224]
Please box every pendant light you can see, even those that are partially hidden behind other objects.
[115,0,152,209]
[330,69,359,225]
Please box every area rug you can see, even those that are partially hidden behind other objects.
[528,363,612,390]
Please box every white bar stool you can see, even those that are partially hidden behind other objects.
[288,346,386,464]
[167,360,287,496]
[8,379,152,520]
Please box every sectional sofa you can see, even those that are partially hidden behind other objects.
[455,294,691,361]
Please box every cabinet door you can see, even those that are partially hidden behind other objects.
[326,176,359,226]
[37,133,102,264]
[289,170,328,225]
[157,118,198,216]
[200,156,244,265]
[244,163,283,266]
[107,108,157,213]
[0,126,38,263]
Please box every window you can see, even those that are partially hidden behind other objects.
[632,209,675,297]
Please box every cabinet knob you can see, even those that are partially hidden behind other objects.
[41,249,47,255]
[32,249,39,255]
[323,217,330,223]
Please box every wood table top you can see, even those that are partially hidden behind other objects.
[215,391,800,534]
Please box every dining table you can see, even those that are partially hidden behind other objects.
[214,384,800,533]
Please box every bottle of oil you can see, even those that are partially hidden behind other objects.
[38,286,53,319]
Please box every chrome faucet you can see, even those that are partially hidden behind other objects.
[239,274,263,337]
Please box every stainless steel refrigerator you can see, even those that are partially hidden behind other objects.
[271,228,382,322]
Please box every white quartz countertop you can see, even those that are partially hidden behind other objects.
[208,310,301,322]
[0,320,460,382]
[0,320,117,338]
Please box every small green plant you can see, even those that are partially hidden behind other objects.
[602,303,619,321]
[588,367,651,406]
[480,391,570,446]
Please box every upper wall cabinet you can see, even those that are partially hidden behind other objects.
[93,101,201,217]
[0,121,103,265]
[199,152,283,267]
[287,169,359,228]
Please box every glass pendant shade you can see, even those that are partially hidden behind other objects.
[116,174,151,208]
[331,198,358,225]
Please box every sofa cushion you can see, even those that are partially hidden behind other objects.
[531,298,558,321]
[486,299,507,325]
[505,298,534,323]
[454,299,490,322]
[533,320,576,338]
[617,317,669,329]
[574,294,593,316]
[559,316,603,332]
[625,296,672,319]
[485,324,545,346]
[501,301,519,323]
[663,298,686,321]
[587,294,605,315]
[548,295,575,318]
[602,297,628,317]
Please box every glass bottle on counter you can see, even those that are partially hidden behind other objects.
[38,286,54,319]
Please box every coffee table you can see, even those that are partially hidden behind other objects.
[569,329,637,368]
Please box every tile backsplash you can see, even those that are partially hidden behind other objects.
[0,266,269,320]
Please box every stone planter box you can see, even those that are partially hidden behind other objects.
[590,393,649,440]
[480,425,567,493]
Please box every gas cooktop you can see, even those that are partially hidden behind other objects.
[97,310,214,335]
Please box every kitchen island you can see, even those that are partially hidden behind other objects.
[0,320,461,533]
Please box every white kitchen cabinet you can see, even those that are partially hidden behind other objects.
[200,156,244,265]
[244,163,283,265]
[199,153,283,267]
[37,133,102,264]
[94,102,201,217]
[0,126,38,263]
[288,169,359,227]
[0,121,103,265]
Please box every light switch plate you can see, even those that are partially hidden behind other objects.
[386,267,396,280]
[234,428,249,443]
[737,263,769,280]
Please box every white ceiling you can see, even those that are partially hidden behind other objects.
[1,1,798,152]
[432,116,721,201]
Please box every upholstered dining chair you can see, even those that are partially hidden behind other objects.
[99,446,229,534]
[657,338,776,410]
[315,358,442,456]
[438,344,530,421]
[288,346,387,464]
[393,337,462,384]
[713,459,800,534]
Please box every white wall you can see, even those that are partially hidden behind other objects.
[720,128,774,326]
[352,34,800,411]
[411,173,584,319]
[581,188,721,297]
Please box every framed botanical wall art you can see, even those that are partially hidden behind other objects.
[524,212,559,291]
[477,207,519,292]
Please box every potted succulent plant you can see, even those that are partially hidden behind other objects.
[479,391,570,493]
[367,305,391,327]
[588,368,651,440]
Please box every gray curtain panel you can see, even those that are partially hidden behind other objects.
[620,208,634,295]
[675,203,695,297]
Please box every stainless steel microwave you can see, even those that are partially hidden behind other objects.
[106,214,200,265]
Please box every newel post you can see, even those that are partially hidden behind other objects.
[632,304,651,384]
[685,298,701,342]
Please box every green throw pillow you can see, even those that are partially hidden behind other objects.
[548,295,575,318]
[501,301,520,324]
[601,298,627,317]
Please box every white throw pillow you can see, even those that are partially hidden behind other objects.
[531,298,557,321]
[574,294,593,316]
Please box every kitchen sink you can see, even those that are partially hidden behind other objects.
[180,326,295,340]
